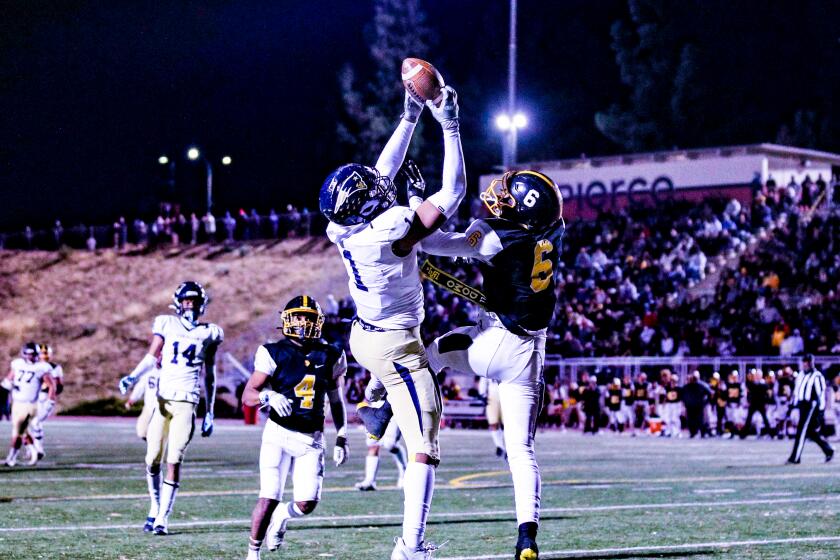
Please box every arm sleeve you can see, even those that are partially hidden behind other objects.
[420,220,503,263]
[374,119,417,180]
[424,127,466,219]
[253,346,276,376]
[128,376,146,402]
[328,350,348,391]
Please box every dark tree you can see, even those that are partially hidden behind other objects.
[595,0,704,151]
[337,0,432,165]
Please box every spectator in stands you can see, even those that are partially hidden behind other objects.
[190,213,200,245]
[203,211,217,242]
[53,220,64,248]
[86,226,96,251]
[269,209,279,238]
[223,211,236,242]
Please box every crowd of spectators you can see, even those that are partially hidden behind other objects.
[0,203,320,251]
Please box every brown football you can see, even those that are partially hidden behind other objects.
[401,57,445,105]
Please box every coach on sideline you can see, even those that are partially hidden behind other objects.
[787,354,834,464]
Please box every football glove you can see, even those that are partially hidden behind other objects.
[364,377,387,403]
[397,159,426,200]
[333,436,348,466]
[401,91,424,123]
[260,390,293,417]
[118,375,135,395]
[201,412,214,437]
[427,86,458,129]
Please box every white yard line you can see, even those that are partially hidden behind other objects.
[436,535,840,560]
[2,495,840,532]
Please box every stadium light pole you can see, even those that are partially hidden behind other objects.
[505,0,518,168]
[188,147,214,213]
[496,111,527,167]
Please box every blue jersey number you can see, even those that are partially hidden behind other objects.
[343,249,368,292]
[170,342,199,366]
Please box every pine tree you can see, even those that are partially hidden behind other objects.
[595,0,702,151]
[337,0,432,165]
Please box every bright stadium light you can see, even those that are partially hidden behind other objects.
[496,114,512,131]
[187,147,200,160]
[158,155,169,165]
[513,112,527,129]
[221,155,232,166]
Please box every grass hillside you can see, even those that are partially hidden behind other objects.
[0,238,349,408]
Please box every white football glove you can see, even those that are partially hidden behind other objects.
[333,436,348,466]
[402,91,424,123]
[365,377,387,403]
[426,86,459,129]
[201,412,214,437]
[118,375,135,395]
[260,390,293,417]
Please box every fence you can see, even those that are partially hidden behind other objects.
[544,355,840,384]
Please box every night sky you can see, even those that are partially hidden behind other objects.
[2,1,839,230]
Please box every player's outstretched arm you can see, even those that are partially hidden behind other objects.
[44,373,57,402]
[201,343,219,437]
[375,92,423,180]
[119,335,164,394]
[329,351,349,466]
[392,87,465,256]
[420,220,503,263]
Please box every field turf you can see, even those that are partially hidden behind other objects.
[1,418,839,559]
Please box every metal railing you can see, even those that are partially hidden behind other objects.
[544,355,840,384]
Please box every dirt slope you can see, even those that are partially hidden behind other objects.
[0,239,349,408]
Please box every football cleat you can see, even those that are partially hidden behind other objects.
[143,517,155,532]
[357,400,393,440]
[265,515,287,551]
[355,481,377,491]
[391,537,447,559]
[153,524,168,536]
[515,536,539,560]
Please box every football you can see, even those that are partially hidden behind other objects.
[401,57,445,106]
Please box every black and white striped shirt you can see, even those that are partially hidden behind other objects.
[793,369,826,410]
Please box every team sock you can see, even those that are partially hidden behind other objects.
[491,428,506,454]
[146,465,161,519]
[5,447,19,465]
[364,455,380,485]
[271,501,304,534]
[390,446,407,477]
[247,537,262,559]
[402,462,435,550]
[155,479,179,525]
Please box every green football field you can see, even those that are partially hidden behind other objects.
[1,418,839,560]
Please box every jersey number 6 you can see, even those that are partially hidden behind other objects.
[294,374,316,409]
[530,239,553,293]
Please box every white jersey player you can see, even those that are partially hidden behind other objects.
[319,88,465,559]
[479,377,507,460]
[124,364,160,440]
[242,296,348,559]
[3,342,55,467]
[25,343,63,460]
[119,281,223,535]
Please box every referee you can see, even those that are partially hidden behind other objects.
[787,354,835,464]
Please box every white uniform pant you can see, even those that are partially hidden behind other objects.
[663,403,681,435]
[259,421,325,502]
[427,311,543,525]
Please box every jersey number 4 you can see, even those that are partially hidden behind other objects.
[294,374,316,409]
[530,239,554,293]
